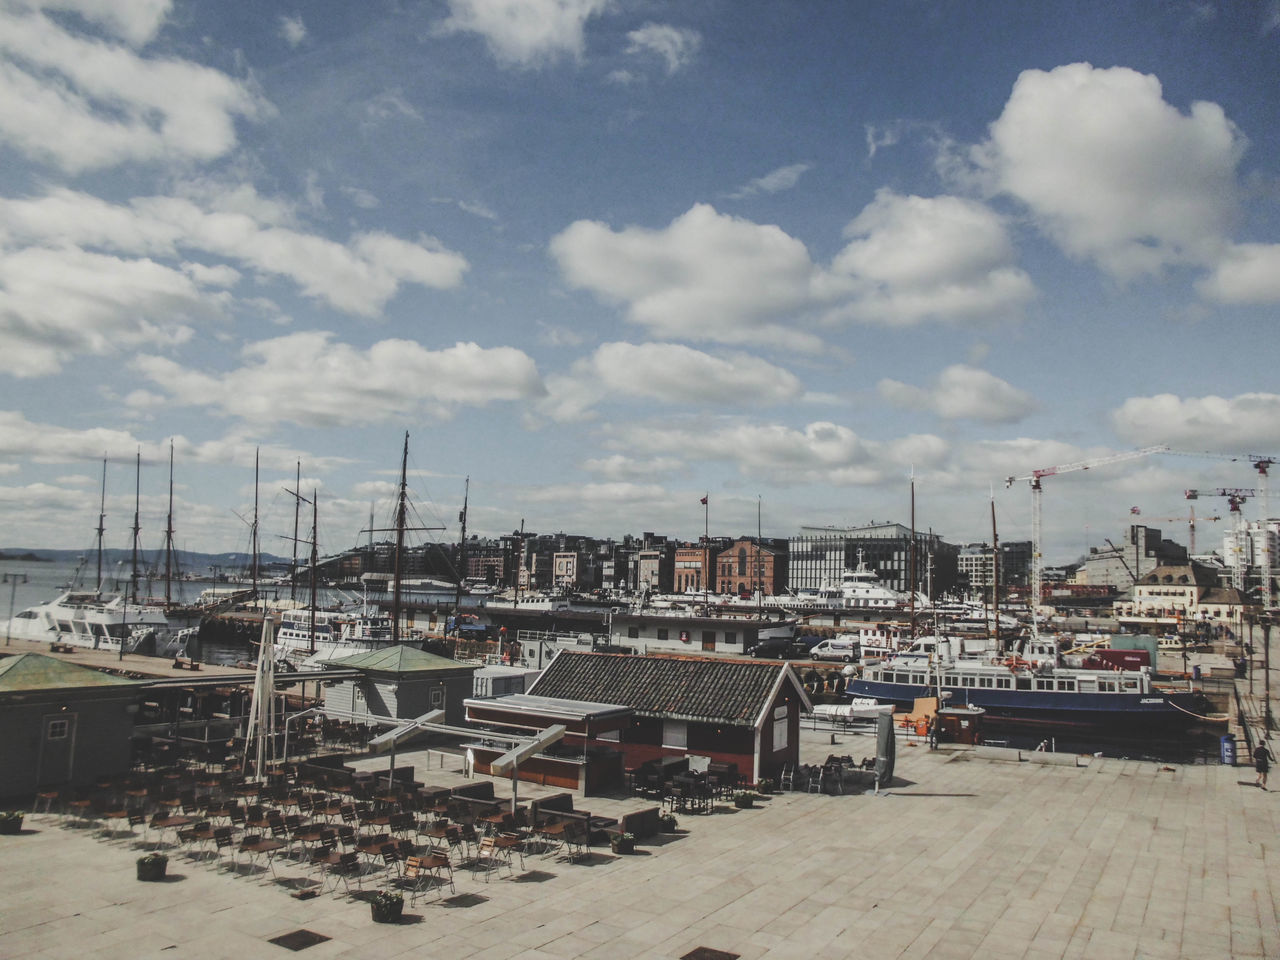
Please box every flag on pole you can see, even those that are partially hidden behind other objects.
[1130,506,1141,515]
[700,495,708,505]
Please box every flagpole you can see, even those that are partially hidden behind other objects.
[702,493,709,614]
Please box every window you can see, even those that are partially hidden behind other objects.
[662,720,687,749]
[627,627,639,639]
[1035,679,1054,691]
[772,717,788,752]
[1057,680,1076,692]
[1016,678,1032,690]
[656,628,668,641]
[47,718,69,740]
[911,674,925,685]
[978,676,993,688]
[996,677,1011,689]
[598,729,620,742]
[429,688,444,709]
[725,631,736,645]
[961,675,976,687]
[944,674,958,686]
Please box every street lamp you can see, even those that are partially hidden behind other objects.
[4,572,27,646]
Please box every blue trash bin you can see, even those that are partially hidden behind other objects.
[1221,736,1236,766]
[1192,665,1202,680]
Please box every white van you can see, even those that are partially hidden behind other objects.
[810,637,858,662]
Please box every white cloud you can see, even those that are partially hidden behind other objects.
[0,188,469,329]
[538,342,806,422]
[341,187,381,210]
[8,0,173,46]
[971,62,1244,279]
[624,23,701,75]
[1197,243,1280,303]
[132,331,546,427]
[279,14,307,48]
[550,204,826,351]
[1111,393,1280,450]
[438,0,611,69]
[878,364,1036,424]
[0,411,351,472]
[827,190,1035,326]
[552,197,1032,349]
[727,163,812,200]
[0,245,204,376]
[0,7,268,173]
[608,418,950,487]
[582,454,687,482]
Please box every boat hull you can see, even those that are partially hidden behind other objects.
[846,678,1219,734]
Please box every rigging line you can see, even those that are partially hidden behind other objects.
[1164,698,1226,723]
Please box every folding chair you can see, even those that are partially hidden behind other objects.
[472,835,514,882]
[779,763,795,791]
[322,850,364,896]
[560,821,589,863]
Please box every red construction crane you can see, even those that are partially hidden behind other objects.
[1005,445,1168,631]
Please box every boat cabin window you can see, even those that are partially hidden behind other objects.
[16,610,36,619]
[725,631,736,645]
[1016,677,1032,690]
[995,677,1011,689]
[1057,679,1076,692]
[657,628,668,641]
[910,674,925,685]
[978,676,994,688]
[961,675,976,687]
[944,674,958,686]
[1098,679,1116,692]
[1122,680,1138,691]
[627,627,639,639]
[1035,678,1053,691]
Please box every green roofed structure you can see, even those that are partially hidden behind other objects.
[321,644,478,727]
[0,653,143,801]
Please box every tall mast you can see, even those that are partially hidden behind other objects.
[95,455,107,593]
[163,441,175,605]
[251,447,260,605]
[908,472,917,636]
[392,431,408,644]
[290,461,300,602]
[756,495,763,617]
[702,493,709,614]
[990,492,1001,654]
[309,490,318,655]
[130,449,141,604]
[454,477,469,631]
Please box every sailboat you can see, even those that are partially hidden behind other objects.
[273,433,419,667]
[4,456,171,654]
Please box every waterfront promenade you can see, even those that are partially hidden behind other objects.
[2,726,1276,960]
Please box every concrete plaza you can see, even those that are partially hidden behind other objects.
[1,726,1276,960]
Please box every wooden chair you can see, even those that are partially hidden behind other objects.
[472,835,514,882]
[237,834,286,881]
[322,850,363,896]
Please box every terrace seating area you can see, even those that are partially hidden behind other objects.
[24,740,675,905]
[628,757,744,813]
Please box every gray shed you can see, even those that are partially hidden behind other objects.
[322,645,478,727]
[0,653,143,800]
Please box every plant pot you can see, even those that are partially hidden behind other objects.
[0,817,23,835]
[610,837,634,855]
[136,857,167,881]
[371,900,403,923]
[733,797,754,809]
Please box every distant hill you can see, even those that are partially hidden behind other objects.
[0,547,290,570]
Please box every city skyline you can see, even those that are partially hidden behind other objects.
[1,2,1279,563]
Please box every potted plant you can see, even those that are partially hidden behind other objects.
[370,889,404,923]
[733,791,754,809]
[756,778,775,795]
[0,811,23,835]
[658,812,678,833]
[136,852,168,881]
[610,832,635,855]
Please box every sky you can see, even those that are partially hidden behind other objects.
[1,0,1279,566]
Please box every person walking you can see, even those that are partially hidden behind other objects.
[1253,740,1274,790]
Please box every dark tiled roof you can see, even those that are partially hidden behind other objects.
[527,652,802,726]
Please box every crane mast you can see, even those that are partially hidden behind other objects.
[1006,445,1168,636]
